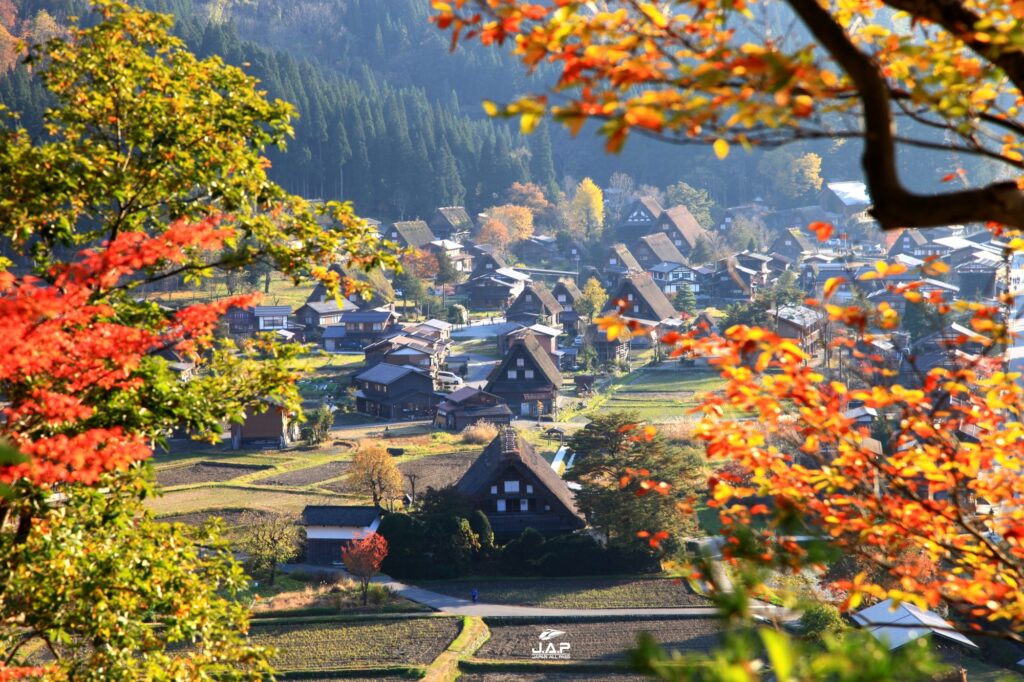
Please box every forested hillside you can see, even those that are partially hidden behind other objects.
[0,0,999,220]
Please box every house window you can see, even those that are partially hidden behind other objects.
[520,499,529,512]
[496,499,507,512]
[507,370,517,379]
[544,503,551,511]
[516,358,525,368]
[525,370,534,379]
[609,258,617,265]
[525,294,533,302]
[627,293,634,301]
[633,305,640,313]
[490,485,498,495]
[526,484,534,494]
[557,294,566,302]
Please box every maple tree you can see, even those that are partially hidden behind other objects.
[434,0,1024,230]
[477,217,512,254]
[341,533,389,606]
[0,2,398,678]
[487,203,536,241]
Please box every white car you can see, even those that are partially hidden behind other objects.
[437,371,464,389]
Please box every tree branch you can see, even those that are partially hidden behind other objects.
[785,0,1024,230]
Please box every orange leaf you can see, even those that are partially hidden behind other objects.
[809,221,833,242]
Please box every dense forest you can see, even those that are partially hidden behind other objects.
[0,0,1004,221]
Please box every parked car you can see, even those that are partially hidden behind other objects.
[437,371,464,389]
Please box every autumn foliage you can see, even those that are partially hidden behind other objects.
[342,533,389,605]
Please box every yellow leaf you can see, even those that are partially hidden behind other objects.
[639,3,668,28]
[482,100,499,117]
[713,138,729,160]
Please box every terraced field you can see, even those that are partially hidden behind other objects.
[478,618,721,662]
[156,462,269,488]
[248,617,460,671]
[416,577,710,609]
[256,461,351,487]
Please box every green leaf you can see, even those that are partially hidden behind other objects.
[760,628,794,681]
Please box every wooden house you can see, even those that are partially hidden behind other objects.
[656,205,708,259]
[455,427,586,538]
[428,206,473,241]
[464,274,523,310]
[888,229,950,260]
[224,305,257,336]
[484,334,563,417]
[615,197,664,240]
[505,282,563,327]
[469,251,507,279]
[363,334,446,375]
[498,325,561,360]
[428,239,474,274]
[302,506,383,565]
[552,280,584,335]
[353,363,436,419]
[331,308,401,345]
[604,243,642,285]
[253,305,295,332]
[230,399,299,450]
[434,387,514,431]
[631,232,687,270]
[404,319,453,344]
[609,272,678,324]
[648,261,700,297]
[768,228,816,264]
[773,305,824,352]
[388,220,436,250]
[819,180,871,217]
[586,322,630,365]
[294,299,358,331]
[516,235,560,263]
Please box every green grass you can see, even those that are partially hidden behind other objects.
[414,576,710,609]
[248,617,461,671]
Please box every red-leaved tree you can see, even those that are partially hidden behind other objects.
[341,533,389,605]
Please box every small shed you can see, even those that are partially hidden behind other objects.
[301,505,383,565]
[852,599,978,652]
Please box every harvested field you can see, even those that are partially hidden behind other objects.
[460,674,646,681]
[156,462,268,488]
[397,452,477,494]
[416,577,711,609]
[159,508,272,528]
[478,618,721,662]
[248,617,459,671]
[256,461,351,487]
[147,487,342,516]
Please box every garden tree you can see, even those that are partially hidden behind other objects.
[725,215,770,254]
[447,303,468,325]
[674,286,697,316]
[238,512,301,586]
[435,249,459,288]
[347,444,404,510]
[488,203,535,241]
[665,181,717,231]
[575,277,608,321]
[507,180,554,225]
[688,237,713,265]
[405,249,441,281]
[393,268,427,308]
[565,413,702,549]
[757,148,825,202]
[302,403,335,446]
[569,177,604,240]
[0,1,397,295]
[477,217,511,255]
[341,532,389,606]
[469,508,495,554]
[0,218,308,678]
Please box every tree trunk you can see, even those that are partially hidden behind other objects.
[269,563,277,586]
[362,579,369,605]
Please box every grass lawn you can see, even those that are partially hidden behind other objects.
[248,617,460,671]
[415,576,710,609]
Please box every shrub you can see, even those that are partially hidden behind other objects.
[799,602,846,641]
[461,421,499,445]
[367,583,393,606]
